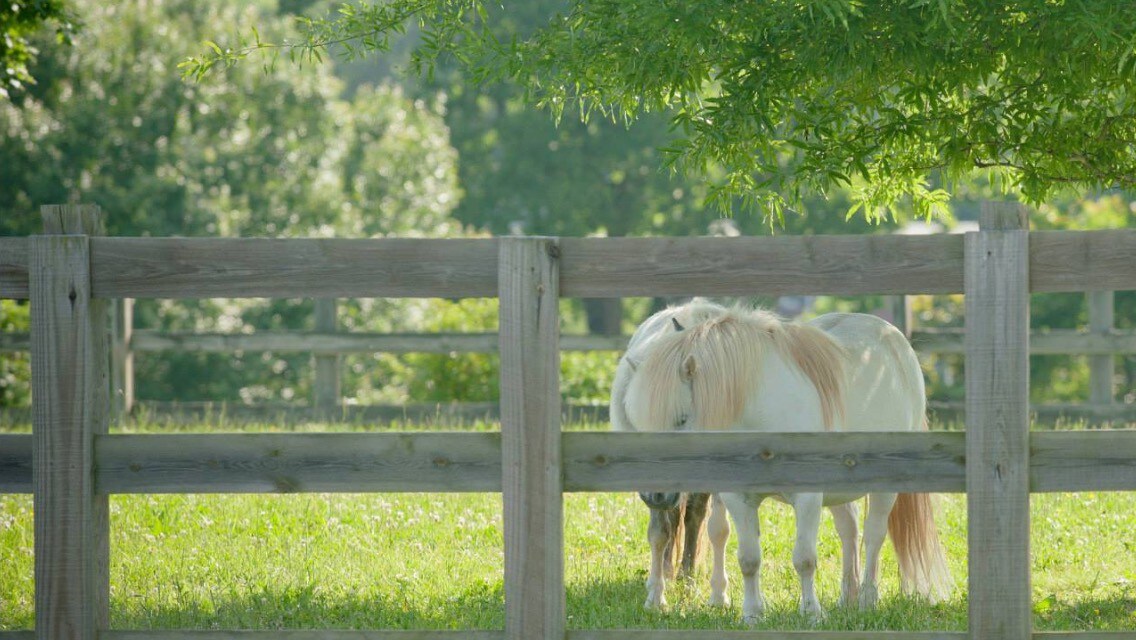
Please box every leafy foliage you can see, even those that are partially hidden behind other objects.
[0,0,75,100]
[0,301,30,406]
[186,0,1136,222]
[0,0,463,406]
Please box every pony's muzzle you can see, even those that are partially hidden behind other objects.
[639,492,680,510]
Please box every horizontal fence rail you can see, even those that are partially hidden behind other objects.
[3,430,1136,495]
[3,230,1136,301]
[0,237,29,299]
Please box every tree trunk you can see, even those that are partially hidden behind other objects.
[583,298,623,336]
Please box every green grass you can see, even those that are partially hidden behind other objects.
[2,420,1136,632]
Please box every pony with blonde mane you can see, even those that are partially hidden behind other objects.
[616,301,952,621]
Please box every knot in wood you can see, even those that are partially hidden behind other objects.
[593,455,607,466]
[432,456,450,467]
[759,449,774,461]
[843,455,857,468]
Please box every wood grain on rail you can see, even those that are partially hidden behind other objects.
[0,237,29,299]
[563,431,967,493]
[559,235,966,297]
[96,433,503,493]
[1031,230,1136,292]
[89,238,498,299]
[7,430,1136,495]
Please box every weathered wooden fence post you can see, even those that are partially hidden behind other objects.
[1088,290,1115,414]
[499,237,563,640]
[889,294,912,337]
[966,202,1031,640]
[31,204,110,639]
[313,298,340,419]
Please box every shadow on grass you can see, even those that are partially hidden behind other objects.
[13,581,1134,633]
[565,574,969,631]
[1034,594,1136,631]
[110,581,504,630]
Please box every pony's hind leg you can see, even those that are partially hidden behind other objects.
[721,492,765,623]
[859,492,898,609]
[707,494,731,607]
[645,503,681,609]
[789,492,825,620]
[829,501,861,607]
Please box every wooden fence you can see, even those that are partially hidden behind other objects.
[2,202,1136,640]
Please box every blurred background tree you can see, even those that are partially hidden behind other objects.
[0,1,75,100]
[0,0,464,406]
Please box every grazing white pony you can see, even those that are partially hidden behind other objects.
[617,301,952,621]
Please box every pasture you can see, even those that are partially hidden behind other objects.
[3,418,1136,633]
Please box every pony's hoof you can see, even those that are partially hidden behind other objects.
[708,592,731,608]
[840,582,854,609]
[800,601,825,622]
[858,585,879,609]
[742,601,765,624]
[643,594,666,610]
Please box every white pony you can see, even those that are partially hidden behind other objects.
[616,301,952,621]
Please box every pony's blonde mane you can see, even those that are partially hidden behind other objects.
[637,307,848,431]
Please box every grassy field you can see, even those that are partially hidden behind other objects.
[3,419,1136,632]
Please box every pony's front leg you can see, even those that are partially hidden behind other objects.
[790,492,824,620]
[721,492,765,623]
[644,505,680,609]
[829,501,861,607]
[707,494,731,607]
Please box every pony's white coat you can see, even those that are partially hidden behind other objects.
[617,302,952,621]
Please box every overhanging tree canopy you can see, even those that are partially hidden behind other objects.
[188,0,1136,221]
[1,0,75,99]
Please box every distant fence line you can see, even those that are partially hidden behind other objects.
[1,295,1132,423]
[3,203,1136,639]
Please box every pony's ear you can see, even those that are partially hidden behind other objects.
[682,354,697,381]
[671,317,685,332]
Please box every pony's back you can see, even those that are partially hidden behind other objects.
[807,313,925,433]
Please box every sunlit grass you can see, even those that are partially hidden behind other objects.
[2,418,1135,632]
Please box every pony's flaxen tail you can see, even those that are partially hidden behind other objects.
[888,492,952,601]
[678,494,710,577]
[888,421,953,601]
[656,494,711,580]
